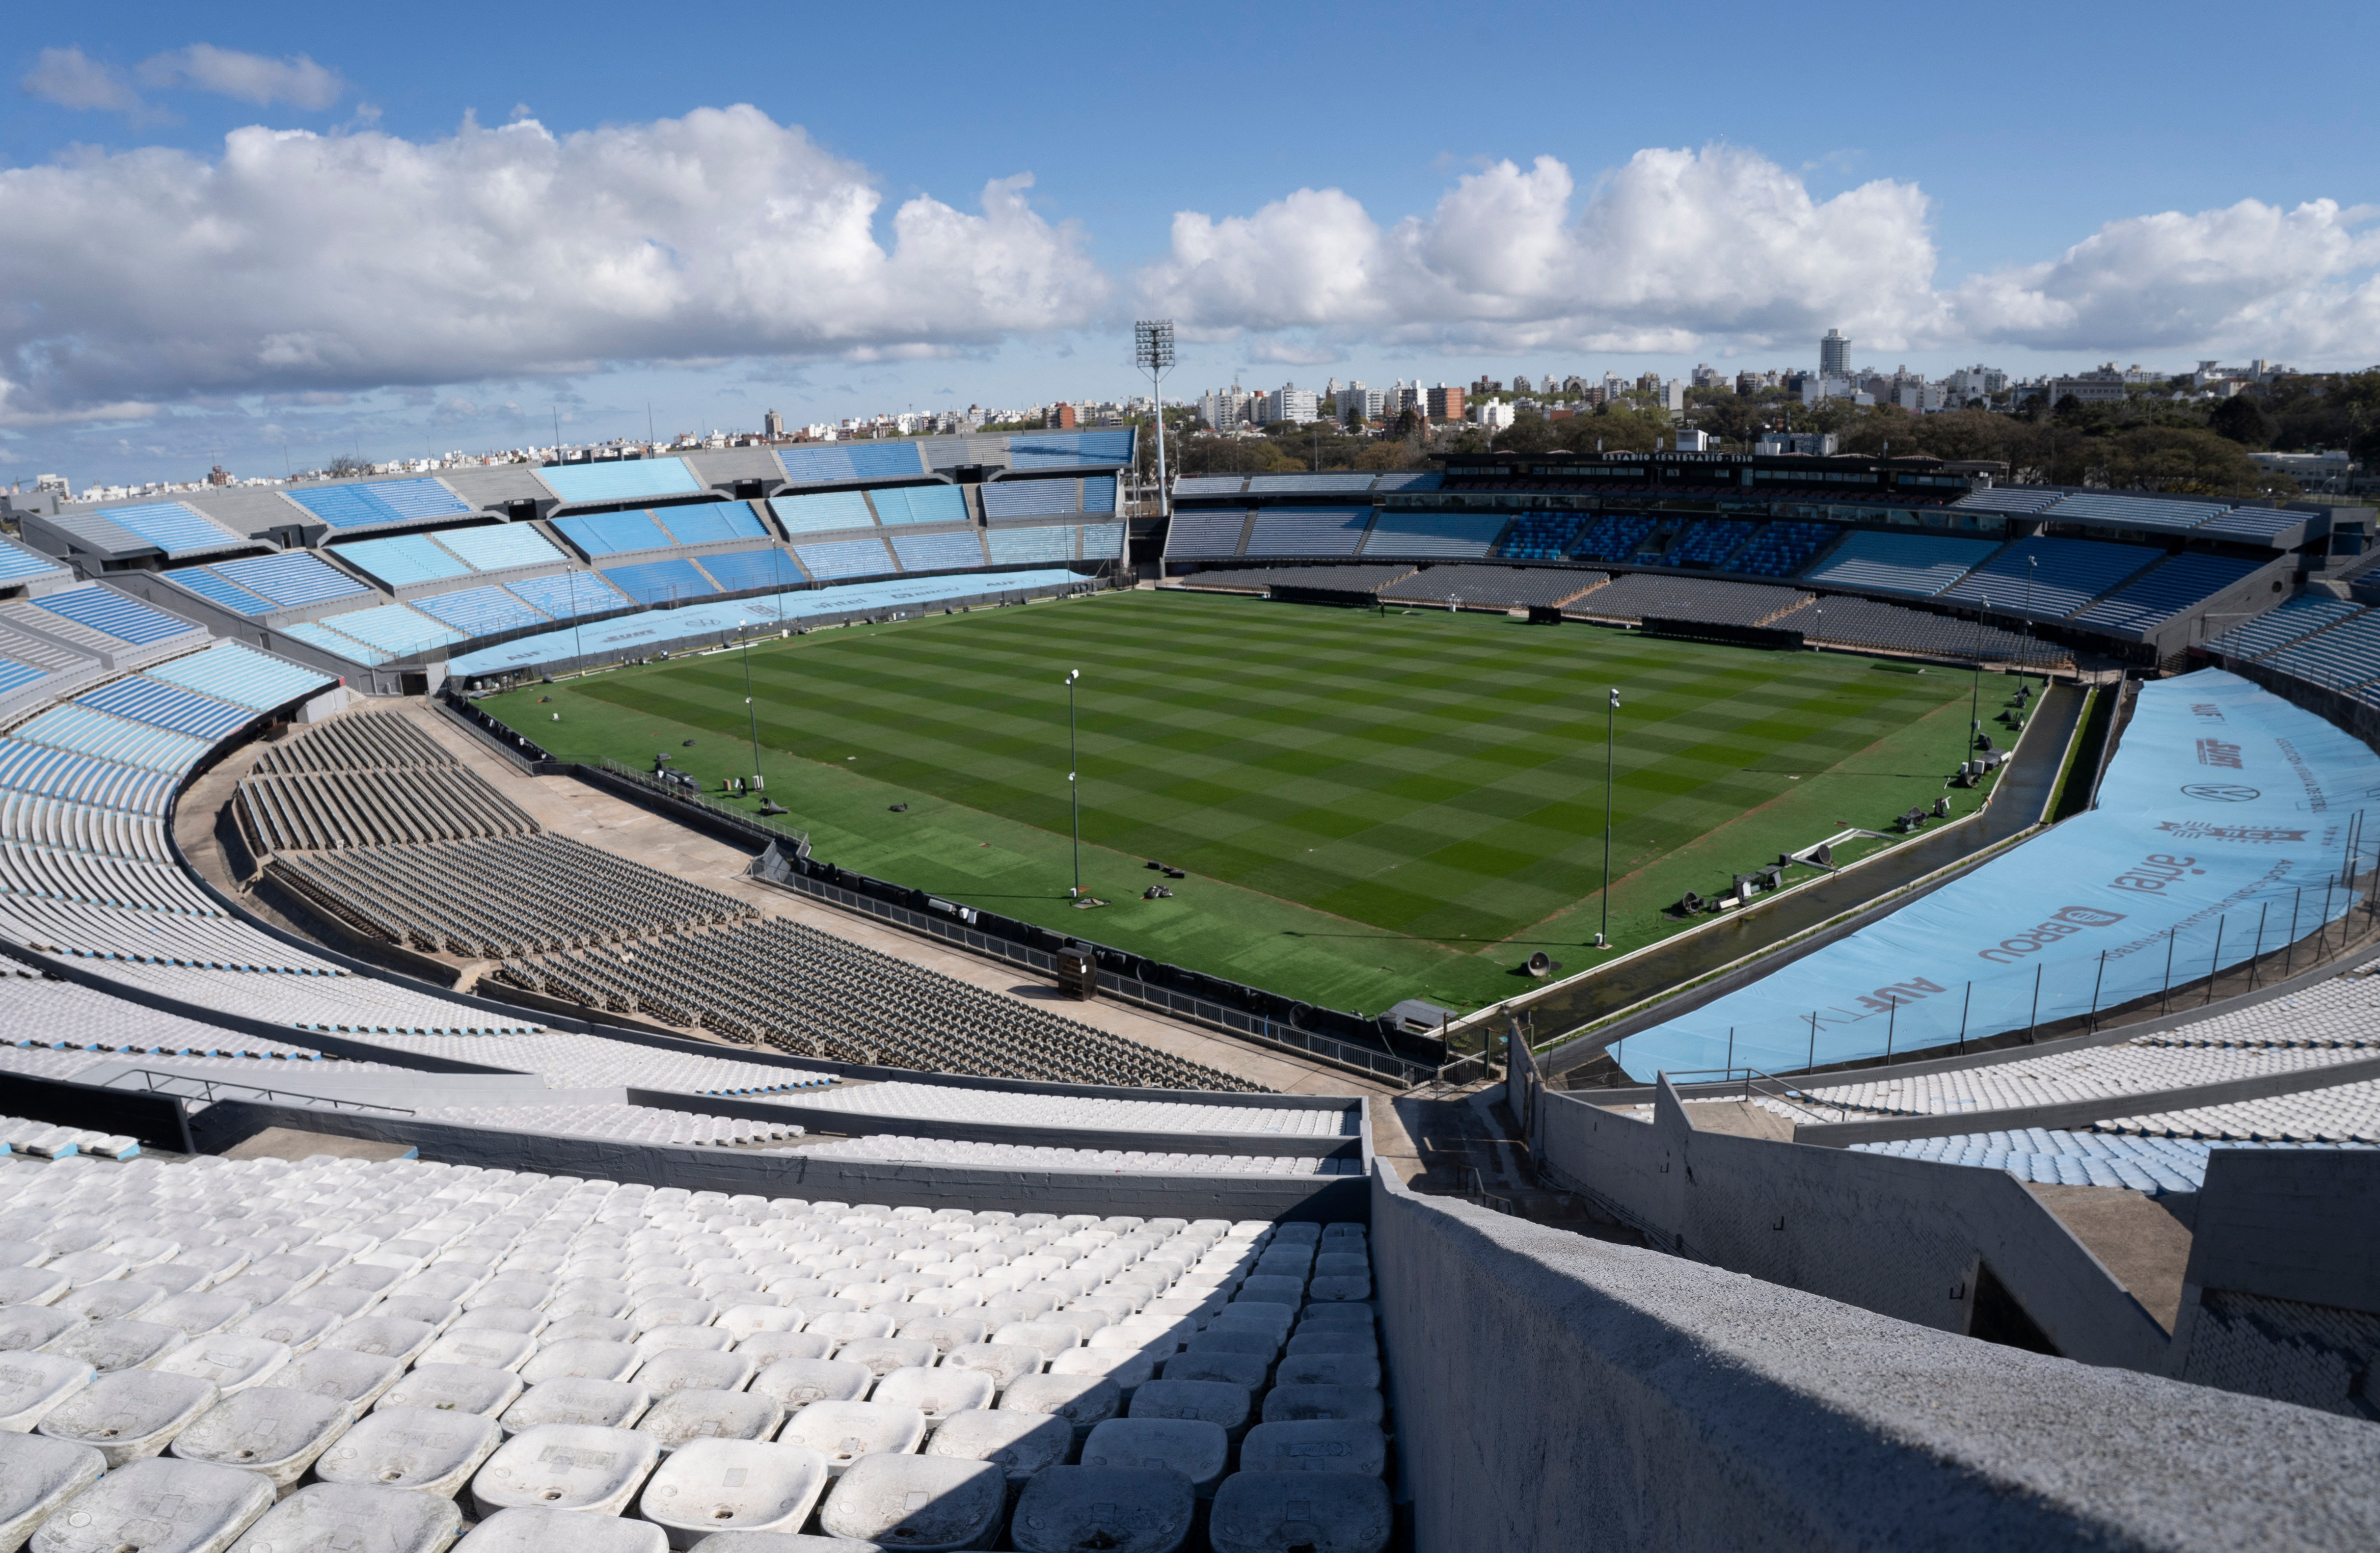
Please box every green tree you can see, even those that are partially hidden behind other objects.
[2208,394,2274,447]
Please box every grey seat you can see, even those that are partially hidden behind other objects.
[470,1424,660,1516]
[1187,1330,1278,1362]
[1207,1470,1391,1553]
[28,1456,273,1553]
[685,1533,877,1553]
[922,1408,1069,1484]
[169,1383,353,1486]
[1272,1352,1380,1391]
[1284,1330,1371,1358]
[267,1348,408,1412]
[1082,1417,1230,1495]
[0,1269,72,1309]
[1306,1275,1372,1302]
[1261,1385,1383,1426]
[991,1321,1080,1361]
[1009,1465,1194,1553]
[223,1482,462,1553]
[815,1454,1003,1552]
[1129,1378,1253,1437]
[0,1351,92,1433]
[1047,1347,1155,1398]
[379,1364,526,1419]
[498,1377,651,1435]
[37,1368,218,1467]
[637,1438,829,1549]
[776,1400,925,1475]
[1161,1350,1268,1389]
[998,1373,1118,1438]
[454,1507,666,1553]
[1237,1420,1388,1477]
[635,1388,782,1453]
[746,1358,869,1412]
[867,1365,993,1422]
[0,1435,104,1553]
[314,1405,501,1496]
[146,1294,252,1342]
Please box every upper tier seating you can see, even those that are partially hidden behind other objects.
[1951,487,2063,516]
[1765,596,2043,662]
[503,572,630,620]
[693,548,802,594]
[2201,596,2363,659]
[1570,573,1810,627]
[1493,513,1588,562]
[1937,536,2162,616]
[74,677,254,742]
[10,705,209,775]
[891,532,988,573]
[2264,610,2380,688]
[982,482,1080,521]
[986,529,1076,566]
[178,553,372,615]
[1008,428,1136,467]
[0,534,70,586]
[1378,566,1605,610]
[1731,521,1839,578]
[1162,510,1247,558]
[779,441,929,482]
[432,525,568,573]
[1079,523,1125,561]
[1662,519,1757,569]
[83,500,245,555]
[554,512,673,558]
[1243,509,1371,558]
[653,503,772,547]
[1569,514,1658,562]
[870,486,970,526]
[770,492,877,536]
[28,587,202,648]
[410,586,553,639]
[0,742,175,814]
[2070,553,2271,633]
[145,640,332,712]
[597,560,717,607]
[1080,475,1119,515]
[2042,491,2231,533]
[296,605,464,662]
[1359,512,1506,559]
[329,534,474,589]
[1249,474,1374,494]
[793,539,896,581]
[285,477,473,531]
[539,457,703,504]
[1801,532,2001,596]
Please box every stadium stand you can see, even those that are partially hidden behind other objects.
[1938,535,2161,616]
[553,512,674,558]
[1849,1129,2364,1194]
[1379,566,1605,610]
[870,486,971,526]
[1568,573,1809,626]
[1950,487,2064,516]
[2070,553,2272,634]
[799,1135,1359,1175]
[297,605,464,662]
[769,491,878,535]
[431,524,569,574]
[778,441,931,483]
[1081,475,1119,514]
[1662,519,1757,569]
[1079,523,1125,561]
[410,586,552,639]
[1766,595,2043,661]
[1370,471,1441,491]
[168,553,373,616]
[502,571,630,621]
[982,481,1080,521]
[1244,508,1372,558]
[1492,513,1589,561]
[690,547,800,594]
[1569,514,1658,562]
[284,478,474,532]
[144,642,328,711]
[1161,509,1248,559]
[27,586,205,651]
[0,534,72,589]
[597,559,718,607]
[1731,520,1839,578]
[2192,505,2310,540]
[1172,476,1247,498]
[329,534,475,590]
[1358,512,1507,559]
[1174,565,1415,595]
[793,538,896,581]
[1008,428,1136,468]
[1802,532,2001,597]
[73,678,253,743]
[539,457,705,505]
[986,528,1079,566]
[2263,608,2380,688]
[891,532,988,573]
[652,503,771,547]
[10,706,209,775]
[2042,491,2230,533]
[2200,595,2364,660]
[80,500,248,556]
[1248,475,1375,495]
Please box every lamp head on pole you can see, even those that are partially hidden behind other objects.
[1065,669,1080,687]
[1609,688,1622,710]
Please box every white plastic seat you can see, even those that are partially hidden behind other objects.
[716,1305,798,1344]
[635,1388,782,1453]
[0,1434,104,1553]
[997,1373,1118,1438]
[1130,1379,1253,1437]
[746,1358,870,1411]
[637,1327,736,1359]
[0,1269,73,1308]
[923,1406,1069,1484]
[230,1304,342,1352]
[379,1363,526,1419]
[1047,1346,1156,1398]
[637,1438,830,1549]
[168,1384,352,1487]
[319,1316,437,1367]
[815,1453,1003,1552]
[520,1339,641,1385]
[868,1365,993,1423]
[36,1367,218,1467]
[450,1307,546,1338]
[43,1317,183,1373]
[145,1293,251,1341]
[27,1456,273,1553]
[221,1481,462,1553]
[633,1349,752,1397]
[314,1404,501,1496]
[801,1312,893,1346]
[1207,1470,1391,1553]
[54,1279,167,1324]
[543,1315,635,1346]
[470,1423,660,1517]
[156,1336,293,1394]
[266,1348,407,1412]
[776,1400,925,1476]
[825,1338,932,1382]
[0,1305,80,1352]
[938,1343,1041,1392]
[730,1332,830,1369]
[0,1351,92,1432]
[1237,1420,1388,1477]
[1082,1417,1230,1495]
[416,1330,538,1373]
[454,1507,666,1553]
[1009,1465,1194,1553]
[498,1377,650,1435]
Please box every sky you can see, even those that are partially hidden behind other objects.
[2,0,2375,487]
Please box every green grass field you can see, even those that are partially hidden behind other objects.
[482,589,1991,1018]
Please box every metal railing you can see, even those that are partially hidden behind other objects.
[104,1069,417,1116]
[1661,1066,1836,1125]
[764,868,1432,1087]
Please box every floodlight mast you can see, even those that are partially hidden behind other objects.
[1135,321,1177,545]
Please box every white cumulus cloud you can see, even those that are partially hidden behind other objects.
[1139,147,1947,356]
[19,47,149,116]
[137,45,345,110]
[0,104,1110,424]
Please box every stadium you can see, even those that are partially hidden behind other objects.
[0,424,2375,1550]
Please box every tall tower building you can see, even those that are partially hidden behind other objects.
[1820,329,1852,378]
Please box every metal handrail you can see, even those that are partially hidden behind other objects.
[106,1069,417,1116]
[1662,1065,1837,1125]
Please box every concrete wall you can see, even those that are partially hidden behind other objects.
[1527,1075,2171,1372]
[2185,1146,2380,1316]
[1370,1165,2380,1552]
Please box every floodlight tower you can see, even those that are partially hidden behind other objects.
[1135,321,1177,542]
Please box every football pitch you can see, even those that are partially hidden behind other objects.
[481,588,1987,1016]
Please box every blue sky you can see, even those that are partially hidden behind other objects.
[3,0,2373,485]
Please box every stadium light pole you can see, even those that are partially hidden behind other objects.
[740,618,760,788]
[1064,669,1083,899]
[1135,321,1176,538]
[1600,687,1621,949]
[1971,590,1987,752]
